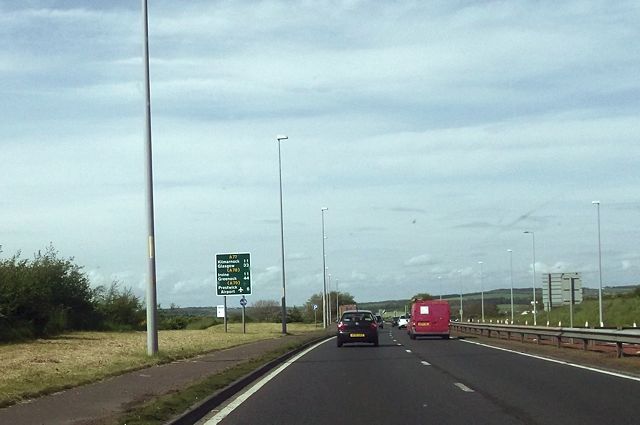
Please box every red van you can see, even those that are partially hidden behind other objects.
[408,300,450,339]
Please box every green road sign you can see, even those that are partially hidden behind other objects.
[216,253,251,296]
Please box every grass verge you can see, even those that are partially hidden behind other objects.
[112,333,327,425]
[0,323,318,407]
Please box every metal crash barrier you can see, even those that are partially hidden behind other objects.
[450,322,640,358]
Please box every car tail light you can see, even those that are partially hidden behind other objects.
[370,322,378,330]
[338,322,346,331]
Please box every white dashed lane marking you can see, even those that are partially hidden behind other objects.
[421,361,431,366]
[454,383,475,393]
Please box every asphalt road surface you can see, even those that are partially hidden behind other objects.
[201,326,640,425]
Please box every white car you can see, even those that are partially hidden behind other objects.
[397,316,409,329]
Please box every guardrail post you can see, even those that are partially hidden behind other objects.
[450,323,638,360]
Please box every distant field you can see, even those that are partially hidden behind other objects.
[363,286,638,318]
[535,297,640,327]
[0,322,317,407]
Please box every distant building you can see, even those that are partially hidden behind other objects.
[541,273,583,311]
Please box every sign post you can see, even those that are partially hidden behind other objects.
[216,253,251,296]
[313,304,318,328]
[216,305,225,321]
[216,253,251,334]
[240,296,248,334]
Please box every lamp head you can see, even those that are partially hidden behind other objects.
[592,200,600,205]
[276,135,288,141]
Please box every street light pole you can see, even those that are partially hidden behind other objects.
[438,276,442,300]
[478,261,484,322]
[335,278,339,322]
[524,231,537,325]
[593,200,603,327]
[328,274,332,325]
[276,135,288,335]
[508,249,514,323]
[458,269,463,322]
[321,207,328,329]
[324,267,330,326]
[142,0,158,356]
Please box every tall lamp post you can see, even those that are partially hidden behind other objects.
[458,269,463,322]
[142,0,158,356]
[327,274,332,325]
[478,261,484,322]
[276,135,288,334]
[325,267,330,326]
[335,278,340,322]
[593,201,603,327]
[438,276,442,300]
[321,207,328,329]
[507,249,514,323]
[524,231,537,325]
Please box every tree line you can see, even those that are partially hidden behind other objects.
[0,246,143,341]
[0,245,359,342]
[248,291,356,324]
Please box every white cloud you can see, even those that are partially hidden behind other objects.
[1,0,638,307]
[534,262,571,274]
[404,254,434,267]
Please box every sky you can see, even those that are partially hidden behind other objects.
[1,0,639,308]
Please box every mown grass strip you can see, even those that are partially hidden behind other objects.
[114,336,325,425]
[0,323,318,407]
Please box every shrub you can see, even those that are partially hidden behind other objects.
[94,282,144,331]
[0,246,99,340]
[185,317,219,330]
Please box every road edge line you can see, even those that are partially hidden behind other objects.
[167,334,333,425]
[203,337,334,424]
[460,339,640,382]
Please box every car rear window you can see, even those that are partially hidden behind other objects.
[342,313,373,322]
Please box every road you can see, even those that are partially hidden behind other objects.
[201,326,640,425]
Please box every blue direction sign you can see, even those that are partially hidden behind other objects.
[216,253,251,296]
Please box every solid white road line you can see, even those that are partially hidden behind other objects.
[454,383,475,392]
[421,361,431,366]
[460,339,640,383]
[204,337,334,424]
